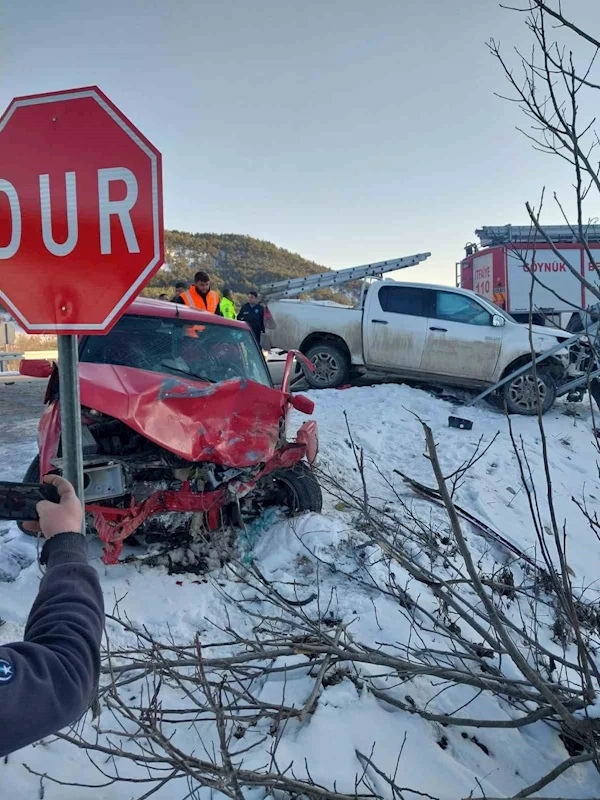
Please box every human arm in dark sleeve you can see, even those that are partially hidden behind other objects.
[0,533,103,757]
[0,474,104,758]
[174,295,185,304]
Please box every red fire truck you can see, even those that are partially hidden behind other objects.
[459,225,600,326]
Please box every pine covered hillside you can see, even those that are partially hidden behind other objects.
[147,231,329,299]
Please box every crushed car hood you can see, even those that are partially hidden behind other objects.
[78,364,286,467]
[529,324,571,340]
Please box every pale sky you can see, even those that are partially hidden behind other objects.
[2,0,599,284]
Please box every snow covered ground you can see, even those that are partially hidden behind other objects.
[0,382,599,798]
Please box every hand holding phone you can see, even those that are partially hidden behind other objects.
[0,481,59,521]
[5,475,84,539]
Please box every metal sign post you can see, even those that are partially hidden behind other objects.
[57,336,84,510]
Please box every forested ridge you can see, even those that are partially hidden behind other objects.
[146,231,327,297]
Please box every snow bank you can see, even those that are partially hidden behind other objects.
[0,382,599,798]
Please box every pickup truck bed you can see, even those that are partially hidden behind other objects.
[267,299,365,365]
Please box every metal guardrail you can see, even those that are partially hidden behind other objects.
[556,368,600,397]
[0,353,23,373]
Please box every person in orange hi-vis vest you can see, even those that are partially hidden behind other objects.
[174,271,222,315]
[493,281,506,310]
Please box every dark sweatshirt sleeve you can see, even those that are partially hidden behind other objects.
[0,533,104,757]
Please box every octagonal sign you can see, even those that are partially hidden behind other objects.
[0,86,164,333]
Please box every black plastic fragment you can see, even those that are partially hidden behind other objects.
[448,416,473,430]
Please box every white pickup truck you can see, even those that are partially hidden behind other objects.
[266,279,586,414]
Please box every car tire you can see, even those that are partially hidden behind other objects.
[503,368,556,415]
[263,461,323,515]
[18,455,40,535]
[305,343,350,389]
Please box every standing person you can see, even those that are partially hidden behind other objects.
[175,271,222,315]
[0,475,104,757]
[492,280,507,310]
[172,282,188,302]
[220,289,236,319]
[237,291,265,344]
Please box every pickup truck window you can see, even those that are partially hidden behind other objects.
[434,291,492,326]
[378,286,431,317]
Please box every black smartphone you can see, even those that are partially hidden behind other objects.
[0,482,60,521]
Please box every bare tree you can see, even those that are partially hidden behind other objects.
[26,420,600,800]
[490,0,600,294]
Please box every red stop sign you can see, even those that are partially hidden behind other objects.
[0,86,164,334]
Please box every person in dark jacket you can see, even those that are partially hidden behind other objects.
[237,291,265,343]
[172,282,188,302]
[0,475,104,757]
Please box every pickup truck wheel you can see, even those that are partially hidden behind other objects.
[305,343,349,389]
[503,368,556,415]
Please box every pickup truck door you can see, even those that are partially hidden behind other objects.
[420,290,503,380]
[363,285,432,370]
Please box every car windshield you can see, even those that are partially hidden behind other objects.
[80,314,272,387]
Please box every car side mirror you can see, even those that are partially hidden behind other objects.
[19,359,53,379]
[492,315,505,328]
[290,394,315,415]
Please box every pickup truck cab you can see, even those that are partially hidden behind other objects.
[267,280,582,414]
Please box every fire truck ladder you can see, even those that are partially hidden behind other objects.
[260,252,431,301]
[476,224,600,247]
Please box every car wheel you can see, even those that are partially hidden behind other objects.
[260,461,323,515]
[18,455,40,535]
[305,343,349,389]
[503,368,556,415]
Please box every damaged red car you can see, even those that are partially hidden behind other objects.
[20,298,321,567]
